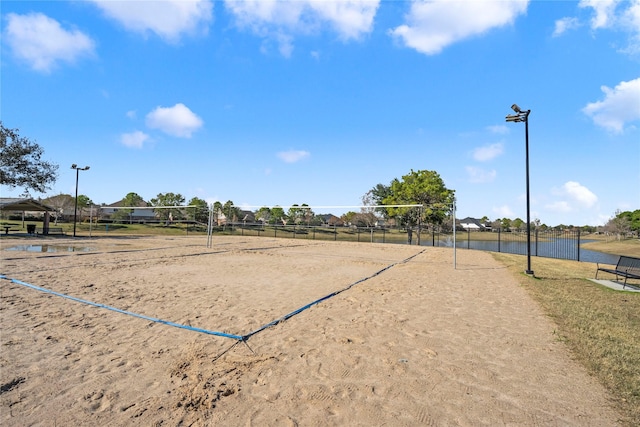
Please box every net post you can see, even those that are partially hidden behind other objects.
[453,199,457,269]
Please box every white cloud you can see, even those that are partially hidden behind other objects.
[389,0,529,55]
[277,150,310,163]
[472,143,503,162]
[145,103,203,138]
[553,17,580,37]
[126,110,137,119]
[579,0,619,30]
[3,12,95,73]
[620,0,640,54]
[548,181,598,213]
[560,181,598,207]
[121,131,150,149]
[576,0,640,54]
[308,1,381,40]
[271,33,294,57]
[582,78,640,133]
[465,166,496,183]
[224,0,379,56]
[91,0,213,43]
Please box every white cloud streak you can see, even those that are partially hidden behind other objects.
[582,78,640,133]
[579,0,619,30]
[553,17,580,37]
[224,0,379,56]
[277,150,310,163]
[389,0,529,55]
[121,131,150,149]
[3,12,95,73]
[548,181,598,214]
[472,143,504,162]
[562,181,598,207]
[91,0,213,43]
[145,103,204,138]
[568,0,640,54]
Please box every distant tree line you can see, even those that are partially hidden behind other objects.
[2,124,636,234]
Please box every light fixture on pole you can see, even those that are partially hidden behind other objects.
[71,164,90,237]
[505,104,534,276]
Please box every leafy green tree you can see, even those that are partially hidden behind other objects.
[270,206,286,224]
[512,218,524,231]
[287,203,313,225]
[76,195,94,221]
[113,192,145,223]
[287,204,305,225]
[150,192,185,222]
[1,122,59,195]
[363,183,393,219]
[617,209,640,234]
[501,218,512,230]
[255,207,272,224]
[187,197,209,223]
[77,195,93,208]
[342,211,357,225]
[382,169,454,244]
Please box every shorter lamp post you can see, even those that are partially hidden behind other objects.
[505,104,534,276]
[71,164,90,237]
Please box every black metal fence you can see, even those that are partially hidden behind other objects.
[448,229,581,260]
[214,224,616,264]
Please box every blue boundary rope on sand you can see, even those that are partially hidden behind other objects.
[240,250,425,340]
[0,274,243,341]
[0,249,424,343]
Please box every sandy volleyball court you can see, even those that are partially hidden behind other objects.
[1,235,622,426]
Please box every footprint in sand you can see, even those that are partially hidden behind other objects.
[423,348,438,358]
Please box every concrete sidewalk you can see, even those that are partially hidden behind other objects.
[588,278,640,292]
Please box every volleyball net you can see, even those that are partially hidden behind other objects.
[94,202,458,266]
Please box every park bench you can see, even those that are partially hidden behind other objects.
[36,227,65,236]
[595,255,640,289]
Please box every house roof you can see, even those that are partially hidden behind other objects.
[106,199,149,208]
[0,198,55,212]
[459,217,485,228]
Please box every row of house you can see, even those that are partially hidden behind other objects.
[1,197,348,227]
[3,197,489,230]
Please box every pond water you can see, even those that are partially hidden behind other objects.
[424,238,619,264]
[4,245,95,253]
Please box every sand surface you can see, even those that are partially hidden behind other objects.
[0,235,622,426]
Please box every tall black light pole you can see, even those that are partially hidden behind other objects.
[505,104,534,276]
[71,164,90,237]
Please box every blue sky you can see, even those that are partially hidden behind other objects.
[2,0,639,227]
